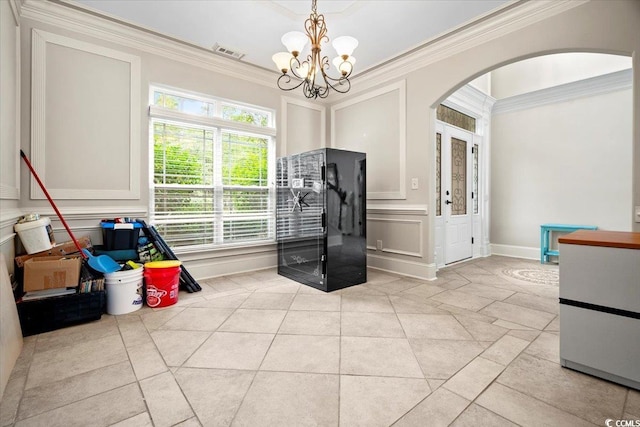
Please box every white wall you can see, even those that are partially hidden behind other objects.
[330,0,640,277]
[3,0,640,282]
[14,5,293,281]
[491,87,633,254]
[2,0,638,398]
[0,0,22,400]
[491,53,632,99]
[469,73,491,95]
[0,0,21,268]
[281,98,325,156]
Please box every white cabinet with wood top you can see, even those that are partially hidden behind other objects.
[559,230,640,390]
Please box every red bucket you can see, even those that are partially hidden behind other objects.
[143,260,181,308]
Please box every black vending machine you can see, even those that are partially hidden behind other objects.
[276,148,366,292]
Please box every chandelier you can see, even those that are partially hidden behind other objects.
[272,0,358,99]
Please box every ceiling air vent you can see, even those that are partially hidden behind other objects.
[212,43,245,60]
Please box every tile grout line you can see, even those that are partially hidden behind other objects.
[160,282,256,425]
[217,285,263,427]
[384,289,441,427]
[8,335,37,425]
[117,313,156,426]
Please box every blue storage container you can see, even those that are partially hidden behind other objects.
[100,221,143,250]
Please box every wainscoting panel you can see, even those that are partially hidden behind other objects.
[281,97,325,155]
[0,0,20,200]
[177,245,277,280]
[30,29,141,199]
[367,217,423,258]
[331,81,406,199]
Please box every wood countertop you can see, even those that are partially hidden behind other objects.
[558,230,640,250]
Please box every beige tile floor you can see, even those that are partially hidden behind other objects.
[1,256,638,426]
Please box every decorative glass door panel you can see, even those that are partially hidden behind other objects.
[276,150,325,287]
[451,137,467,216]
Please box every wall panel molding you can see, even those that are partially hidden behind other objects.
[367,217,423,258]
[0,3,20,200]
[30,29,141,200]
[175,244,277,280]
[8,0,20,25]
[492,68,632,115]
[331,80,406,199]
[0,208,23,231]
[280,97,326,155]
[367,204,428,215]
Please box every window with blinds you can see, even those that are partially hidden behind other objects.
[150,87,275,249]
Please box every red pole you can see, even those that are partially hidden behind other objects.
[20,150,87,258]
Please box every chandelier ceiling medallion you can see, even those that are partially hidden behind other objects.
[272,0,358,99]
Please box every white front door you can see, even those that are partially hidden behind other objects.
[442,125,473,264]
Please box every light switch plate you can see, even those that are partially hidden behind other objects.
[635,206,640,223]
[411,178,419,190]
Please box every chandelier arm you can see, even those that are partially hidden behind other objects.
[287,56,303,79]
[321,76,352,95]
[276,73,307,92]
[317,56,353,93]
[287,53,313,81]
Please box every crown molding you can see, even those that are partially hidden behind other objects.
[20,0,587,103]
[350,0,589,96]
[20,0,277,89]
[443,84,496,119]
[9,0,21,25]
[492,68,632,115]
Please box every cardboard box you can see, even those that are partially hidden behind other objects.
[15,236,92,268]
[23,256,81,292]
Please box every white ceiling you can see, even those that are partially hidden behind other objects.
[68,0,511,75]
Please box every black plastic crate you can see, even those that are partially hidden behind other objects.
[16,291,105,336]
[101,221,142,250]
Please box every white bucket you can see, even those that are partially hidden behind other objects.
[14,216,55,254]
[104,265,144,315]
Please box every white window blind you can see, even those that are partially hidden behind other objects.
[150,87,275,249]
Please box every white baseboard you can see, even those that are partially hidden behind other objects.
[191,251,437,283]
[490,243,539,260]
[367,253,436,281]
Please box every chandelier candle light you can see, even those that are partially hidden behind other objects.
[272,0,358,99]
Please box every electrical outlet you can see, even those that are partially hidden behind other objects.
[376,240,383,250]
[411,178,419,190]
[635,206,640,223]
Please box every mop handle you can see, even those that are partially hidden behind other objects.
[20,150,87,258]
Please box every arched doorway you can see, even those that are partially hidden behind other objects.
[433,52,633,269]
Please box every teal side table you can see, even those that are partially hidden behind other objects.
[540,223,597,263]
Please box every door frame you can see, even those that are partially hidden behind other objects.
[444,124,474,264]
[433,85,495,269]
